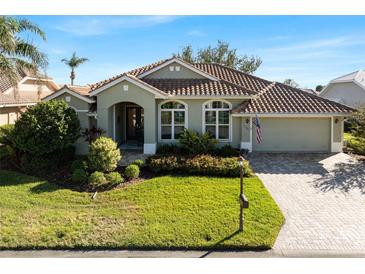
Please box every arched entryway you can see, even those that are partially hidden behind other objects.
[113,101,144,149]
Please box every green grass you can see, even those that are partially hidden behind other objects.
[0,170,284,250]
[344,133,365,155]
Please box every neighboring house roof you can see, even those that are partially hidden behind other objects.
[43,85,95,104]
[232,82,353,115]
[330,70,365,88]
[87,57,353,114]
[301,88,319,95]
[0,68,59,106]
[0,93,39,106]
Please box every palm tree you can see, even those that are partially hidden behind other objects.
[0,16,48,94]
[61,52,89,85]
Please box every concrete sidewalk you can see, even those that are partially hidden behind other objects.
[1,249,365,258]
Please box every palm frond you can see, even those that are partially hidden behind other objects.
[14,40,48,68]
[17,18,46,41]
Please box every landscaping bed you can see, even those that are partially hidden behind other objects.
[0,170,284,250]
[344,133,365,156]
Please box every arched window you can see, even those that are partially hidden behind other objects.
[159,101,187,140]
[203,100,231,141]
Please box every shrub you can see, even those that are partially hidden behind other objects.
[146,155,180,173]
[178,129,218,155]
[72,168,88,183]
[105,172,124,186]
[348,108,365,138]
[125,164,140,179]
[20,154,51,176]
[156,143,181,155]
[0,124,15,145]
[345,134,365,155]
[132,159,144,168]
[71,158,88,172]
[213,144,239,157]
[146,154,253,177]
[0,124,20,164]
[88,171,107,190]
[88,137,121,172]
[13,100,80,155]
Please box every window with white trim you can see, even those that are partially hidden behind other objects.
[160,101,186,140]
[204,100,231,140]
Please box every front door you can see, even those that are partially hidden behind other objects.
[126,106,144,145]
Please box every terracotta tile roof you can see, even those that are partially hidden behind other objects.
[89,58,171,91]
[143,78,256,96]
[192,63,271,92]
[87,57,353,114]
[0,92,42,105]
[65,85,92,96]
[0,68,52,93]
[232,82,354,114]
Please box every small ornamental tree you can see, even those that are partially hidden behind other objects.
[13,100,80,155]
[349,108,365,138]
[87,137,121,172]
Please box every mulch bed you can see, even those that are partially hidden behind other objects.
[0,155,157,193]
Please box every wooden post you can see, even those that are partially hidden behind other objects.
[239,158,244,232]
[239,155,249,232]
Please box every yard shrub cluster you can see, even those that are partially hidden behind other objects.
[344,133,365,155]
[178,129,218,155]
[149,129,250,177]
[68,137,128,191]
[87,136,121,172]
[147,154,253,177]
[0,101,80,175]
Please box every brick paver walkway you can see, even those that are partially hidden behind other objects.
[249,153,365,251]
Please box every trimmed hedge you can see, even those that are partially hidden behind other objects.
[146,154,253,177]
[125,164,140,179]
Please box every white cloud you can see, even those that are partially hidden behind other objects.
[261,35,365,53]
[55,16,182,36]
[186,29,205,37]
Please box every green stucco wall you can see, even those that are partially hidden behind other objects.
[96,80,157,144]
[155,98,244,148]
[333,116,344,143]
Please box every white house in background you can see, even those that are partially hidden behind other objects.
[320,70,365,109]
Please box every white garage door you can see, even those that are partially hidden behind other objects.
[253,117,331,152]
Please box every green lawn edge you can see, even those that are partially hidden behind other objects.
[0,170,284,251]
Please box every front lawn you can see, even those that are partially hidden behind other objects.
[0,170,284,250]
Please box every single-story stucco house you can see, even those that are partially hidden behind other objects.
[0,68,59,125]
[43,57,353,155]
[320,70,365,109]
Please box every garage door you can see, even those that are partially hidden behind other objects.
[252,117,331,152]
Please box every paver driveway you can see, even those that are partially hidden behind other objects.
[249,153,365,252]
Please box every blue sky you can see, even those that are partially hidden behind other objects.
[25,16,365,88]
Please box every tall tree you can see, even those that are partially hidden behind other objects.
[0,16,48,94]
[175,40,262,74]
[315,85,325,92]
[283,78,299,88]
[61,52,89,85]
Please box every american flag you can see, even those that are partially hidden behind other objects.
[254,115,263,144]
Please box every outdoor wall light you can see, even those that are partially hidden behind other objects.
[335,118,339,123]
[246,118,250,124]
